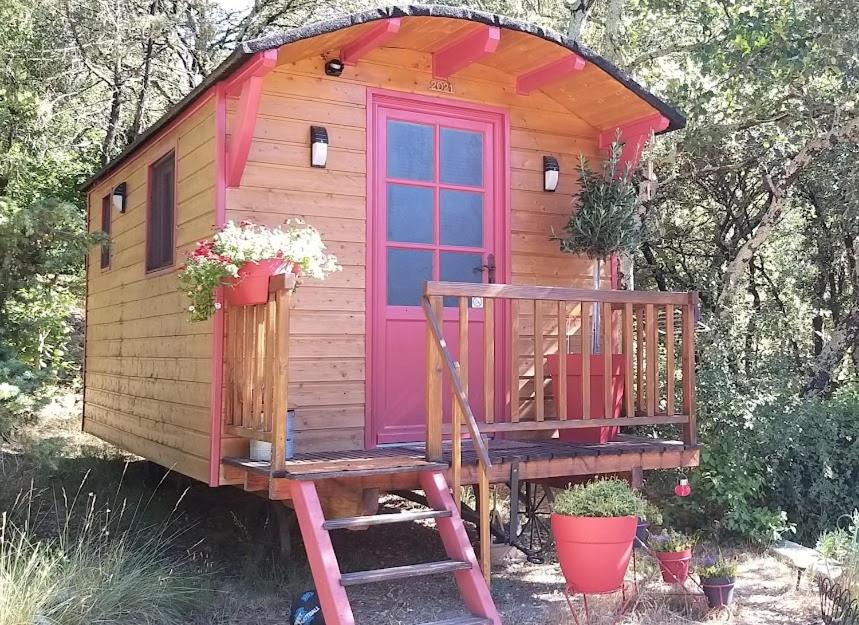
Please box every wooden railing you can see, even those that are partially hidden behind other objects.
[223,273,296,472]
[422,281,699,578]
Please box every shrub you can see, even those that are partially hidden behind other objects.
[697,554,738,579]
[647,529,695,552]
[0,346,50,436]
[816,511,859,596]
[553,478,645,518]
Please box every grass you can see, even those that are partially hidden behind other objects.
[0,473,209,625]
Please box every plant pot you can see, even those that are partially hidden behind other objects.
[224,259,293,306]
[654,549,692,583]
[551,513,637,593]
[701,576,735,608]
[635,519,649,548]
[545,354,625,444]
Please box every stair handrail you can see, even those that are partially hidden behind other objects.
[421,295,492,470]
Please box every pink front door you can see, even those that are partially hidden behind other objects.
[368,92,506,445]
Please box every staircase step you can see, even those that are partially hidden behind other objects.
[340,560,471,586]
[418,617,492,625]
[324,509,451,530]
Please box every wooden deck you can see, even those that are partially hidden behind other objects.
[222,435,699,497]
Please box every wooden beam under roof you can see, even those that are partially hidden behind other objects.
[516,53,586,95]
[432,24,501,79]
[341,18,402,65]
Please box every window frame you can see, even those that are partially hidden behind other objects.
[100,193,111,270]
[145,150,176,274]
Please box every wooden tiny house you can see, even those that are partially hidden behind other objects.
[83,7,697,623]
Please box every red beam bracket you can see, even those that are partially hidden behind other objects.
[515,53,586,95]
[433,25,501,79]
[599,113,670,176]
[224,49,277,188]
[341,18,402,65]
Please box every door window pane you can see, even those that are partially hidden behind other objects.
[387,120,433,181]
[440,189,483,247]
[387,248,433,306]
[387,184,433,243]
[440,252,483,307]
[440,128,483,187]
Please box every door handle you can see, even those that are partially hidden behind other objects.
[475,253,496,284]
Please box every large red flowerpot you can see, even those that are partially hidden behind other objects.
[655,549,692,583]
[545,354,625,444]
[224,259,290,306]
[551,514,637,593]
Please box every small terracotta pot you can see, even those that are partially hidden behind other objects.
[551,514,637,593]
[224,259,292,306]
[654,549,692,583]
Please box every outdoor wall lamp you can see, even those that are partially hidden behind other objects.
[310,126,329,168]
[325,58,344,76]
[112,182,127,213]
[543,156,559,192]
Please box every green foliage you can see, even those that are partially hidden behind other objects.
[553,142,641,261]
[697,554,738,579]
[816,511,859,595]
[647,529,695,552]
[0,346,50,436]
[553,478,645,518]
[641,501,663,526]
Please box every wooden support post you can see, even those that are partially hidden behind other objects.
[452,297,469,510]
[510,299,520,422]
[645,304,657,416]
[557,301,568,420]
[534,300,544,421]
[636,307,645,415]
[484,299,495,423]
[622,303,634,417]
[602,302,613,419]
[581,302,591,419]
[682,294,698,445]
[425,295,444,462]
[479,464,491,584]
[271,287,292,472]
[665,304,675,416]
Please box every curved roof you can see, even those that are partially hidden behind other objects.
[84,4,686,189]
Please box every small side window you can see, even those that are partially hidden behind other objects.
[146,152,175,272]
[100,194,111,269]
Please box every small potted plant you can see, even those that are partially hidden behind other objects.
[647,529,694,583]
[552,478,645,593]
[547,142,640,444]
[636,502,663,547]
[179,220,339,321]
[698,554,738,608]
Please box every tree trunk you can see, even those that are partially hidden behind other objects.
[566,0,596,40]
[802,306,859,398]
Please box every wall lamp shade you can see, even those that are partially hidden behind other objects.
[112,182,127,213]
[543,156,559,192]
[310,126,329,168]
[325,59,344,76]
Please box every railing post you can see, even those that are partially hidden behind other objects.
[681,292,698,446]
[271,276,295,473]
[425,294,444,462]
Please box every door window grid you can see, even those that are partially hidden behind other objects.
[384,118,487,307]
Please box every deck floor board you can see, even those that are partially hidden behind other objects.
[223,435,695,481]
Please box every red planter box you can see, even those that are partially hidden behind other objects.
[552,514,637,593]
[224,259,293,307]
[545,353,625,444]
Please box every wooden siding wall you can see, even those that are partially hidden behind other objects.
[84,99,218,482]
[225,48,608,452]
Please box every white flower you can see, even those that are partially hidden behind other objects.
[188,305,195,311]
[214,302,222,310]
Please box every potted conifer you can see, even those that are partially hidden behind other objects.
[548,142,640,443]
[647,529,694,583]
[552,478,645,593]
[698,554,738,608]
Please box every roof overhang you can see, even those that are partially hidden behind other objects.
[83,4,686,190]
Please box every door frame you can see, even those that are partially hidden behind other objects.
[365,88,511,449]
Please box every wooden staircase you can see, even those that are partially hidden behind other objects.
[290,470,501,625]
